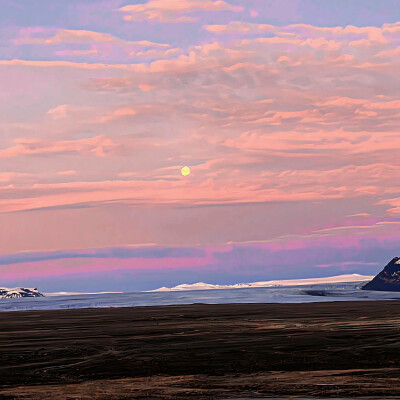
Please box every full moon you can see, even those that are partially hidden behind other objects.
[181,166,190,176]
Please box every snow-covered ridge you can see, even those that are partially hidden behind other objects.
[0,287,44,299]
[149,274,374,292]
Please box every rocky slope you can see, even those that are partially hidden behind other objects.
[362,257,400,291]
[0,287,44,299]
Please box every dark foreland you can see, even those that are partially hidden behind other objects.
[1,301,400,399]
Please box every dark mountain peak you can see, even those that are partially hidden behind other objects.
[362,257,400,291]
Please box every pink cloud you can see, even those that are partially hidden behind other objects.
[2,160,400,214]
[383,21,400,34]
[58,170,78,176]
[284,24,388,43]
[249,9,258,18]
[120,0,243,23]
[374,46,400,58]
[0,172,32,184]
[204,21,274,34]
[138,83,155,91]
[315,261,379,268]
[46,104,79,119]
[378,198,400,215]
[15,28,169,48]
[347,213,372,218]
[0,59,136,69]
[203,21,390,45]
[55,49,100,57]
[2,19,400,256]
[99,107,137,123]
[1,233,399,284]
[130,47,182,59]
[0,135,118,159]
[0,256,212,279]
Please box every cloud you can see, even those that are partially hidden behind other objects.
[1,161,399,214]
[130,47,182,59]
[120,0,243,23]
[249,9,258,18]
[0,59,136,69]
[15,28,169,48]
[46,104,80,119]
[99,107,137,123]
[347,213,371,218]
[203,21,391,45]
[58,170,77,176]
[55,49,100,57]
[383,21,400,34]
[3,0,400,289]
[0,172,33,184]
[2,20,400,234]
[0,135,118,159]
[204,21,274,34]
[0,235,397,286]
[0,246,206,266]
[378,197,400,215]
[315,261,379,268]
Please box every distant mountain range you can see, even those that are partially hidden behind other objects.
[362,257,400,291]
[0,287,44,299]
[149,274,373,292]
[2,268,391,298]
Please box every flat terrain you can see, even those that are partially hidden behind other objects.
[1,301,400,398]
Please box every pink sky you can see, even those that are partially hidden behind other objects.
[1,0,400,291]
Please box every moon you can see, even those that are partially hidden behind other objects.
[181,166,190,176]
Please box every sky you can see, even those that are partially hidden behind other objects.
[1,0,400,291]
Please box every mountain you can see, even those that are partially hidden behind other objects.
[150,274,373,292]
[362,257,400,291]
[0,287,44,299]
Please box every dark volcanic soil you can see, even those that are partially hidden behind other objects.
[1,301,400,399]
